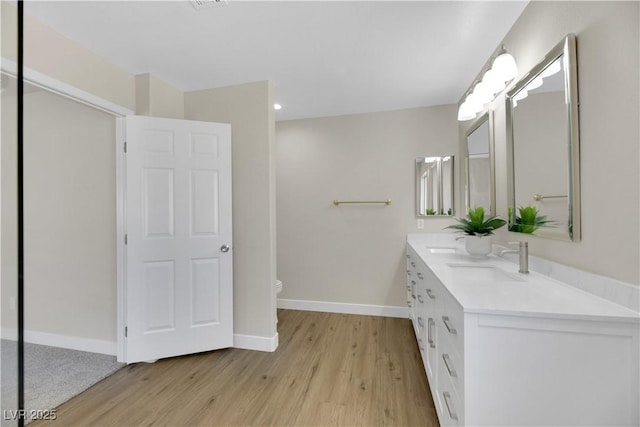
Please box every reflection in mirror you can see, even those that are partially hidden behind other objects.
[1,73,125,425]
[1,72,19,427]
[465,113,494,215]
[506,34,580,241]
[415,156,454,217]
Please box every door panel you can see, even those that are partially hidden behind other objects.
[124,115,232,363]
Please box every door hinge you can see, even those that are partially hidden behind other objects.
[125,326,128,338]
[125,234,128,245]
[124,141,127,153]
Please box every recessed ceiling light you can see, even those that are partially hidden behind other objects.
[273,104,283,110]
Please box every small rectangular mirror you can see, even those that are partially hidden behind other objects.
[415,156,454,217]
[506,34,580,241]
[465,112,495,215]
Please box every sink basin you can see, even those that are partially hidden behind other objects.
[447,263,525,283]
[426,246,457,254]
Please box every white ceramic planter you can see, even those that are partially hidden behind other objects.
[465,235,492,257]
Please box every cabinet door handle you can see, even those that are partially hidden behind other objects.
[427,318,435,348]
[442,354,457,378]
[417,272,424,280]
[417,294,424,303]
[418,338,425,351]
[406,254,410,259]
[443,392,459,421]
[426,289,435,299]
[417,317,424,327]
[411,261,416,267]
[407,270,412,275]
[442,316,457,335]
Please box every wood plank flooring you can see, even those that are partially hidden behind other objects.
[34,310,439,426]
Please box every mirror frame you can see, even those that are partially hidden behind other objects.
[505,34,580,241]
[464,111,495,216]
[415,156,455,217]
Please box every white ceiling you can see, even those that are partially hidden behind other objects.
[25,1,528,121]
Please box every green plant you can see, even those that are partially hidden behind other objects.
[445,207,506,236]
[510,205,550,234]
[426,208,436,215]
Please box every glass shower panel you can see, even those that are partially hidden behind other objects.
[2,70,20,427]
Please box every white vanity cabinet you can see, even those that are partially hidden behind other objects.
[406,236,640,426]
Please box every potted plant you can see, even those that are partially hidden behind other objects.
[445,207,507,256]
[509,205,550,234]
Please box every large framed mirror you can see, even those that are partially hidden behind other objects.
[506,34,580,241]
[415,156,454,217]
[465,112,495,215]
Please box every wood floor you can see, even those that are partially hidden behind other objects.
[34,310,439,426]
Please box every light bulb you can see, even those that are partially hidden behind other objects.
[492,52,518,82]
[481,69,506,94]
[465,93,484,113]
[457,102,477,121]
[273,103,282,110]
[472,82,494,104]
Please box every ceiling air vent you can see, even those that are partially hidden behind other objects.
[190,0,228,10]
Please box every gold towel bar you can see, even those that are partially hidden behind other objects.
[533,194,568,201]
[333,199,391,206]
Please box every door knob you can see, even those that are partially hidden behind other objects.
[220,244,230,253]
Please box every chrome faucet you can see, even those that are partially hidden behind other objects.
[498,241,529,274]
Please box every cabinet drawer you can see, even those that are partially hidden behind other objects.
[437,356,463,427]
[420,264,443,309]
[440,289,464,355]
[438,337,464,398]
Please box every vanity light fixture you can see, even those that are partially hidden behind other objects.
[457,102,478,121]
[457,47,518,121]
[273,103,282,110]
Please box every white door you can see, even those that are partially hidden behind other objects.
[123,115,232,363]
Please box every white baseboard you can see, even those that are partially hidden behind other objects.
[1,328,117,355]
[2,328,281,356]
[277,298,410,318]
[2,328,279,355]
[233,332,279,352]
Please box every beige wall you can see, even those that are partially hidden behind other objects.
[185,81,278,339]
[461,1,639,285]
[1,2,135,111]
[276,105,458,306]
[1,87,116,339]
[135,73,184,119]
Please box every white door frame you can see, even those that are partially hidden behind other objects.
[2,59,133,359]
[115,118,128,361]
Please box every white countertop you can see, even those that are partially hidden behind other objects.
[407,233,640,323]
